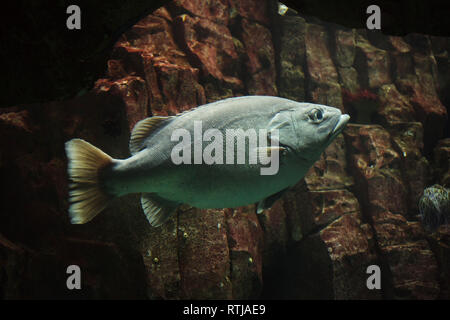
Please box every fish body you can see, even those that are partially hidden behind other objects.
[65,96,350,226]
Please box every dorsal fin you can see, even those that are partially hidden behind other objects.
[129,116,173,155]
[172,97,249,117]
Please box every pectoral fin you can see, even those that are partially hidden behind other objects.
[256,187,290,214]
[141,193,180,227]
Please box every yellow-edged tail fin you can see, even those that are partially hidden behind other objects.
[65,139,113,224]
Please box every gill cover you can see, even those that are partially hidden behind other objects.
[267,110,297,151]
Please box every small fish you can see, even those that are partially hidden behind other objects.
[65,96,350,227]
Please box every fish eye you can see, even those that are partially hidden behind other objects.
[308,109,323,122]
[316,110,323,120]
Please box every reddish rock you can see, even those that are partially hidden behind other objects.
[283,179,355,243]
[175,14,241,82]
[107,59,128,80]
[141,217,181,299]
[396,75,447,152]
[393,51,447,151]
[141,53,166,113]
[344,124,408,217]
[413,51,442,102]
[246,70,277,96]
[382,240,439,299]
[320,213,377,290]
[334,28,356,68]
[283,212,380,299]
[240,19,272,74]
[240,18,277,95]
[386,122,430,215]
[305,23,343,109]
[281,181,312,242]
[320,213,369,260]
[115,13,190,70]
[309,84,342,112]
[338,66,360,94]
[118,14,179,57]
[304,135,354,191]
[371,210,416,248]
[229,0,271,26]
[225,206,264,299]
[389,36,411,53]
[345,124,440,298]
[109,11,207,115]
[277,15,307,101]
[152,61,206,115]
[367,209,440,299]
[391,53,415,80]
[172,13,244,101]
[376,84,416,124]
[278,173,376,299]
[94,76,149,131]
[306,23,339,84]
[153,6,173,22]
[170,0,230,25]
[308,189,361,227]
[177,209,232,299]
[355,32,391,89]
[0,110,34,133]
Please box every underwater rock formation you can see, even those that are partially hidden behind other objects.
[1,0,449,299]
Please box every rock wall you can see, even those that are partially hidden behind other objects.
[0,0,449,299]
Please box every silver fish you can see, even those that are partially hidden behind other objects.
[65,96,350,226]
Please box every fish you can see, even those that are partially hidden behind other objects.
[65,95,350,227]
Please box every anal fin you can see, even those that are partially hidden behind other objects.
[141,193,180,227]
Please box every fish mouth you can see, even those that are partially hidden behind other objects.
[328,114,350,140]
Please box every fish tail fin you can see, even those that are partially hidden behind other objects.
[65,138,114,224]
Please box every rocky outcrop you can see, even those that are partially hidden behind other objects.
[1,0,449,299]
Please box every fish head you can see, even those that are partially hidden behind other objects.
[279,103,350,161]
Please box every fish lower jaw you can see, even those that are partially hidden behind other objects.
[328,114,350,141]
